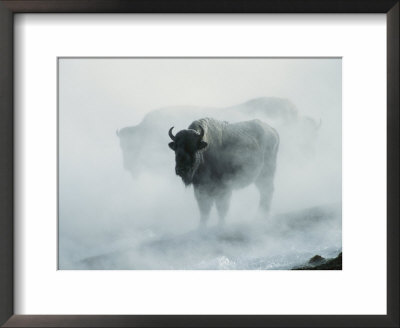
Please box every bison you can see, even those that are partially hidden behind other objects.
[168,118,279,227]
[117,97,318,177]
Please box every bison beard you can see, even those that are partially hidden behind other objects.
[168,118,279,227]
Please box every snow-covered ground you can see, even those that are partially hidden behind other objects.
[63,203,341,270]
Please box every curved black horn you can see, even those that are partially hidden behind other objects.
[168,127,176,140]
[198,125,204,139]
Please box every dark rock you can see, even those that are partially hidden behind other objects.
[308,255,325,264]
[293,252,342,270]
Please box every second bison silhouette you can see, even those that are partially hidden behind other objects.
[168,118,279,227]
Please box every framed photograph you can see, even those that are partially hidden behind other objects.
[0,1,398,327]
[58,57,342,271]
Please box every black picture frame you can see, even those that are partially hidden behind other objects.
[0,1,398,327]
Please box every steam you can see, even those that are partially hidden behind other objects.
[58,58,341,269]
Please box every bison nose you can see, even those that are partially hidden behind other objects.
[175,167,184,176]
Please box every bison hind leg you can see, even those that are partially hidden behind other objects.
[255,138,278,219]
[215,190,232,227]
[255,176,274,219]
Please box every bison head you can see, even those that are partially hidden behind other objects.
[168,126,207,186]
[116,126,141,175]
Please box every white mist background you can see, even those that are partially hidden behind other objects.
[58,58,341,269]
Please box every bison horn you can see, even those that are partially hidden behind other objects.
[168,127,176,140]
[198,125,204,139]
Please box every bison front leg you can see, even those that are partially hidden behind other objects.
[194,188,213,229]
[215,190,232,227]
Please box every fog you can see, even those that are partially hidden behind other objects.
[58,58,341,269]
